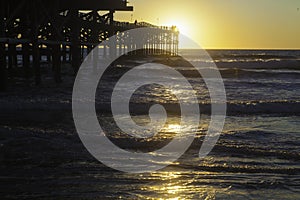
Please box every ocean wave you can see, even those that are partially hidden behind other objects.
[121,100,300,115]
[225,100,300,115]
[177,67,300,79]
[178,49,300,70]
[1,99,300,115]
[191,163,300,175]
[215,60,300,71]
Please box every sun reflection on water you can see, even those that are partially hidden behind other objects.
[138,171,221,199]
[165,124,181,133]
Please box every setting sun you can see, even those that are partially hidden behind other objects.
[164,20,190,36]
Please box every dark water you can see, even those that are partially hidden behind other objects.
[0,50,299,199]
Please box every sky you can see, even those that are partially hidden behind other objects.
[114,0,300,49]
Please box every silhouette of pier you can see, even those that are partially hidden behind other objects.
[0,0,179,90]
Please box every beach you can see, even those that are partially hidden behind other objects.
[0,49,300,199]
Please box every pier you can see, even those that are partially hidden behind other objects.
[0,0,179,90]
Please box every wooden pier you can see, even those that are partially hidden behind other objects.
[0,0,179,90]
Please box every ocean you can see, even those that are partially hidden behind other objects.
[0,49,299,199]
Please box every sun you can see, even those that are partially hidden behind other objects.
[175,23,189,36]
[164,20,190,36]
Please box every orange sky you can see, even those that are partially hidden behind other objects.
[114,0,300,49]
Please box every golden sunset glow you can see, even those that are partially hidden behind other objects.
[164,20,191,36]
[115,0,300,49]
